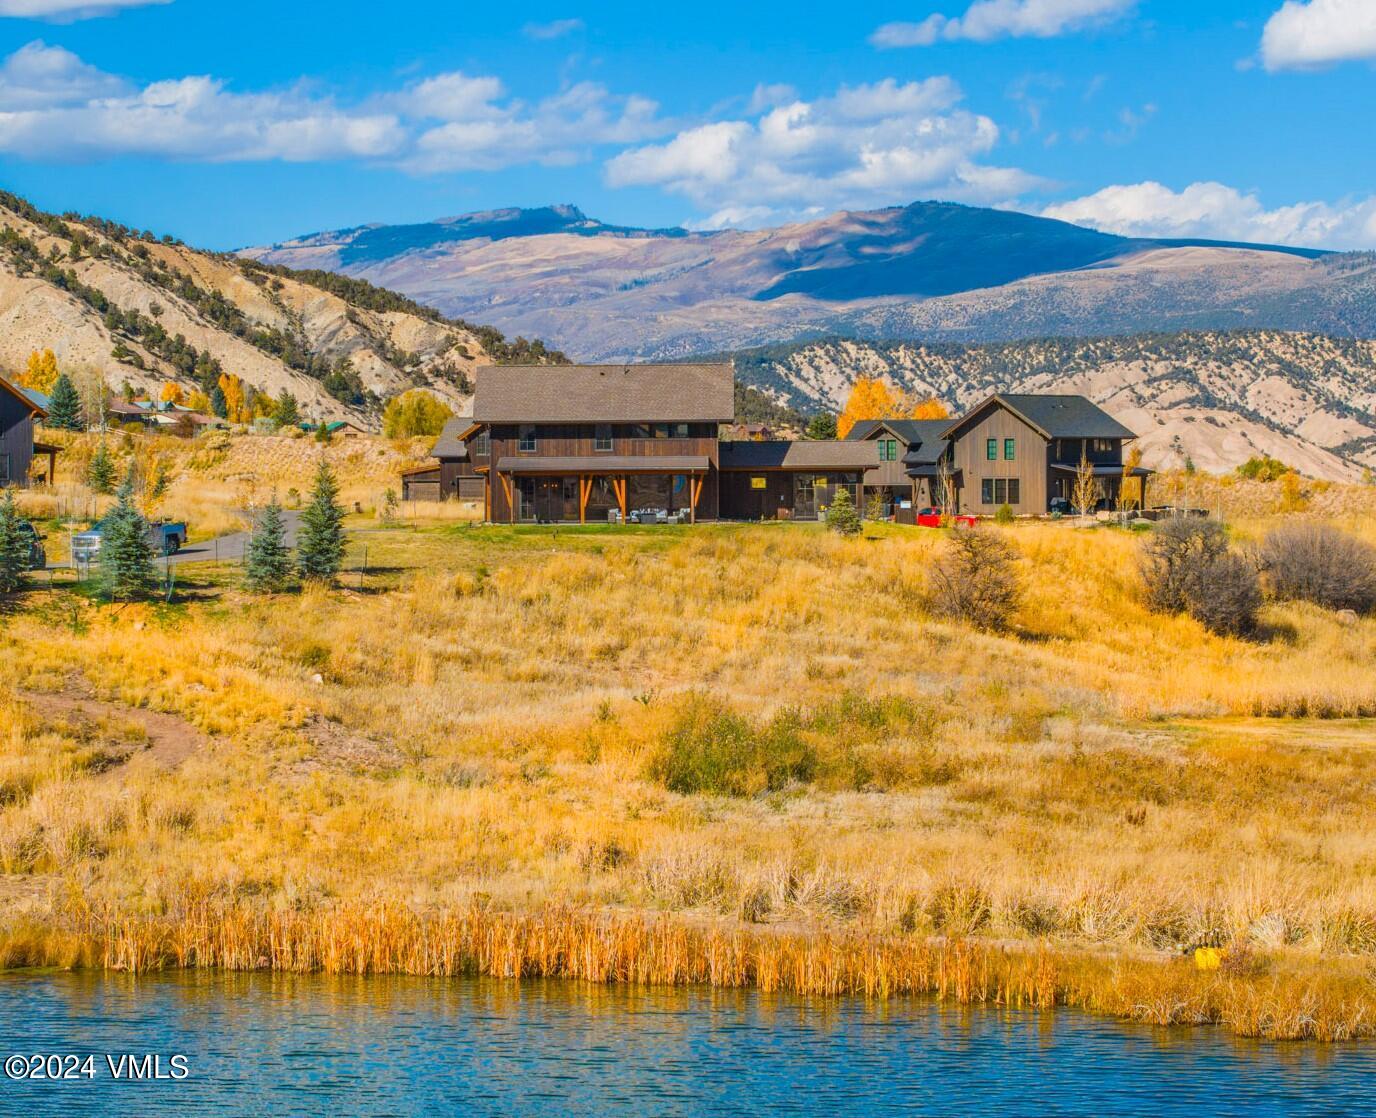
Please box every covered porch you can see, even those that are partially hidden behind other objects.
[1049,463,1154,512]
[28,441,60,487]
[495,456,714,523]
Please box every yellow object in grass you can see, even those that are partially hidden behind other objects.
[1195,947,1226,970]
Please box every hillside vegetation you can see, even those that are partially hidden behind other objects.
[3,433,1376,1039]
[0,191,563,425]
[732,330,1376,480]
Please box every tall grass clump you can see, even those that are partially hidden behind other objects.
[1259,523,1376,614]
[648,697,815,796]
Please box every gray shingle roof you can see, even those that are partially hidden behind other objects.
[845,418,954,466]
[719,440,879,470]
[497,456,711,474]
[430,417,472,459]
[473,364,735,423]
[945,394,1135,440]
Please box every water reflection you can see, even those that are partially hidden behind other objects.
[0,971,1369,1116]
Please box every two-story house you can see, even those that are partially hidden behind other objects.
[940,393,1150,514]
[1,376,58,488]
[417,363,878,522]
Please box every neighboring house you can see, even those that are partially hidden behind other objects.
[1,376,59,487]
[415,364,877,522]
[941,393,1151,514]
[301,420,367,438]
[845,419,953,514]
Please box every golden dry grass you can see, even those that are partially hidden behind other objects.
[4,437,1376,1039]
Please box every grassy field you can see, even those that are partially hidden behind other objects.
[4,436,1376,1039]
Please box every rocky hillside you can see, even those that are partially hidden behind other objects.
[730,331,1376,481]
[0,192,562,425]
[243,201,1375,362]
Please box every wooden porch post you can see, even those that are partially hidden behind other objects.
[690,474,703,524]
[499,472,514,523]
[579,475,590,524]
[614,476,627,523]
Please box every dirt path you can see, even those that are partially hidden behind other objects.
[18,686,208,770]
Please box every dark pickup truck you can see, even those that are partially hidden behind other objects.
[71,518,187,563]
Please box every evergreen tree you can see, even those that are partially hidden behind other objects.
[805,413,838,440]
[209,384,228,418]
[297,459,345,583]
[0,490,30,595]
[275,390,300,429]
[47,372,83,431]
[825,486,862,536]
[100,480,155,601]
[86,441,115,495]
[245,498,293,593]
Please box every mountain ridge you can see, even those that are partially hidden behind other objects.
[243,200,1359,363]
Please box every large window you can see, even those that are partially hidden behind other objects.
[518,425,537,452]
[980,478,1021,505]
[594,423,613,451]
[879,438,899,461]
[986,438,998,461]
[473,429,490,457]
[1004,438,1016,461]
[1091,438,1116,454]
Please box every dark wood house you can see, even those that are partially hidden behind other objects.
[1,377,58,488]
[413,364,877,522]
[845,419,953,514]
[941,393,1150,514]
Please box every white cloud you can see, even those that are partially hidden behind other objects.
[1042,180,1376,249]
[522,18,583,40]
[1261,0,1376,71]
[0,42,663,170]
[605,78,1040,227]
[0,0,168,20]
[872,0,1135,47]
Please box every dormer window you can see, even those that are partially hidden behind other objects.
[879,438,899,461]
[518,425,537,452]
[594,424,613,451]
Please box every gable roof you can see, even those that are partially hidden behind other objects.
[943,393,1135,441]
[846,418,953,465]
[430,417,476,459]
[719,440,879,470]
[0,376,45,417]
[473,364,734,423]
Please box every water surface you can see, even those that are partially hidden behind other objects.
[0,971,1370,1115]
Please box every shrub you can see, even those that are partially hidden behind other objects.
[824,487,861,536]
[1237,455,1290,482]
[0,490,29,595]
[929,527,1021,631]
[1258,523,1376,614]
[1140,519,1260,636]
[382,390,454,439]
[244,498,294,593]
[86,441,115,495]
[994,503,1014,525]
[648,698,816,797]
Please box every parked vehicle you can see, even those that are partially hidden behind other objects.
[72,518,187,563]
[16,520,46,569]
[914,507,979,528]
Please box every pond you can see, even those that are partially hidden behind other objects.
[0,971,1371,1115]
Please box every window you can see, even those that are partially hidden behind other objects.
[981,478,1021,505]
[518,425,536,452]
[1004,438,1016,461]
[473,429,490,457]
[672,423,690,438]
[0,454,9,483]
[594,424,613,451]
[986,438,998,461]
[1091,438,1115,454]
[879,438,898,461]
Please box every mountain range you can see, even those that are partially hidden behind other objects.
[0,192,560,421]
[243,201,1376,363]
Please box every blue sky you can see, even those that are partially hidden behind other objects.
[0,0,1372,250]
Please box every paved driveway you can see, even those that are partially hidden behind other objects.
[50,510,302,569]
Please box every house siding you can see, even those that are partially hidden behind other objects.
[948,405,1047,513]
[0,389,34,487]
